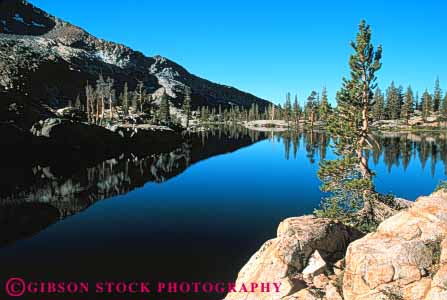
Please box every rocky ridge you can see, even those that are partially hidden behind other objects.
[0,0,271,128]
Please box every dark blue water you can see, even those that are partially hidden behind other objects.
[0,129,445,299]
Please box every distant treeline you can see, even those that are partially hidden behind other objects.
[197,87,332,126]
[370,78,447,122]
[69,75,447,128]
[277,78,447,125]
[81,75,179,126]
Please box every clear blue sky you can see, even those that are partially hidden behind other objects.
[31,0,446,105]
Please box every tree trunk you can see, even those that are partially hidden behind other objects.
[91,97,95,124]
[96,97,100,125]
[358,76,374,191]
[101,96,105,124]
[86,93,90,123]
[109,95,113,121]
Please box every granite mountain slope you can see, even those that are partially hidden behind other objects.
[0,0,271,127]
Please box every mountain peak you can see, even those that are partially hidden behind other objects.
[0,0,55,35]
[0,0,271,122]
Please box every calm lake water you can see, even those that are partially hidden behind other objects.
[0,127,446,299]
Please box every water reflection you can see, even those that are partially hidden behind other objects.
[374,132,447,177]
[0,126,267,247]
[277,130,447,176]
[0,127,446,300]
[1,128,447,248]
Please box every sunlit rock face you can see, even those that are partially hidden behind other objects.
[226,189,447,300]
[344,189,447,300]
[0,0,271,130]
[225,216,363,300]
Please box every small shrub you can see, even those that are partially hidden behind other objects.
[426,239,442,277]
[334,270,344,295]
[381,287,404,300]
[435,180,447,191]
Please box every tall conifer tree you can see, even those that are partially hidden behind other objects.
[305,91,318,127]
[159,92,171,125]
[371,88,385,121]
[441,93,447,127]
[385,82,400,119]
[284,93,292,125]
[421,89,433,121]
[122,82,129,115]
[401,86,414,123]
[316,20,382,230]
[433,77,442,112]
[183,87,192,129]
[292,95,301,128]
[319,87,331,121]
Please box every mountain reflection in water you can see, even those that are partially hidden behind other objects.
[0,128,446,300]
[0,126,266,247]
[2,129,447,248]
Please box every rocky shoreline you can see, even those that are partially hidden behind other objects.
[1,114,183,165]
[226,189,447,300]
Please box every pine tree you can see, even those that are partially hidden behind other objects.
[85,83,91,123]
[421,89,433,121]
[144,93,156,120]
[130,92,138,112]
[159,92,171,125]
[75,95,82,110]
[401,86,414,123]
[318,87,331,121]
[433,77,442,112]
[277,104,283,120]
[183,87,192,129]
[284,92,292,125]
[249,103,256,121]
[122,82,129,116]
[218,104,222,122]
[201,106,209,122]
[398,85,404,114]
[371,88,385,121]
[85,82,95,124]
[441,93,447,127]
[305,91,318,127]
[414,91,420,111]
[292,95,301,128]
[96,75,106,124]
[316,20,382,230]
[136,81,145,113]
[314,93,321,120]
[106,77,114,121]
[385,82,400,119]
